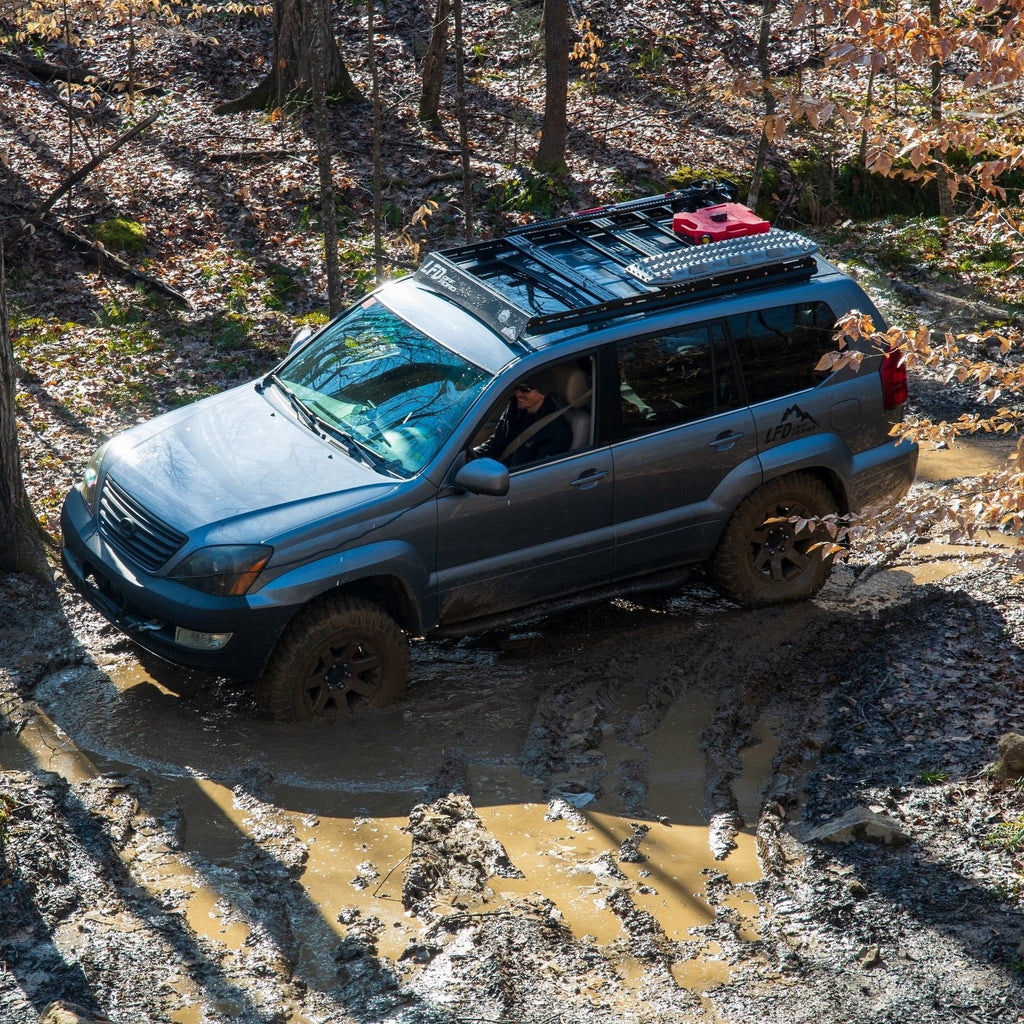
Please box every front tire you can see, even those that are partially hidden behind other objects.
[708,473,838,608]
[256,594,409,722]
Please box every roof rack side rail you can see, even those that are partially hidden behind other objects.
[508,179,740,235]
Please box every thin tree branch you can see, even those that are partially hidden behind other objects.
[3,111,161,249]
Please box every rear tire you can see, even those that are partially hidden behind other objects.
[256,594,409,722]
[708,473,838,608]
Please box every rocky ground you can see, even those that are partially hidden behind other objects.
[4,1,1024,1022]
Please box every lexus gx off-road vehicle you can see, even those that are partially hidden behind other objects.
[62,182,917,720]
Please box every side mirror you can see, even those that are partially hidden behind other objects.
[453,458,510,496]
[288,325,315,354]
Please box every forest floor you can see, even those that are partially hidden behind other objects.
[4,2,1024,1023]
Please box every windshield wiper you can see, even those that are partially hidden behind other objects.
[264,374,402,476]
[318,422,404,477]
[264,373,322,436]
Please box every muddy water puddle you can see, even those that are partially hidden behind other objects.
[915,433,1018,483]
[854,436,1022,590]
[3,638,775,1009]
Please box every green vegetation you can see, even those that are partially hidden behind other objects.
[666,165,739,191]
[957,239,1016,275]
[987,880,1024,904]
[263,262,302,310]
[834,164,939,220]
[489,167,571,217]
[91,217,148,253]
[874,220,946,272]
[984,815,1024,854]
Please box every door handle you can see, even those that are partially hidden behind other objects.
[571,470,609,488]
[708,431,744,450]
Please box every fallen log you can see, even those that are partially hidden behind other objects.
[51,220,192,309]
[890,278,1015,323]
[0,51,162,95]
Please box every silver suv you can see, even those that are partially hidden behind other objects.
[61,185,917,720]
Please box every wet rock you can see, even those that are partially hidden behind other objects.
[337,906,361,925]
[399,941,441,964]
[848,878,869,898]
[804,806,911,846]
[617,823,650,863]
[402,794,523,913]
[605,888,673,963]
[857,944,882,969]
[335,933,377,963]
[544,796,590,828]
[584,851,627,879]
[40,1002,113,1024]
[993,732,1024,780]
[350,860,380,890]
[708,811,742,860]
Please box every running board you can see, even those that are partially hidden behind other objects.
[428,566,695,639]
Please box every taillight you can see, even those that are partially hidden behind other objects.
[880,348,908,410]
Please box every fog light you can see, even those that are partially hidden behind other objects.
[174,627,232,651]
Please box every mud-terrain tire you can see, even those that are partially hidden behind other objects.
[256,594,409,722]
[708,473,838,608]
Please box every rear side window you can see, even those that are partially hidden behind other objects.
[616,322,740,438]
[727,301,837,405]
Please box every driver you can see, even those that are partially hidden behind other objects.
[473,370,572,468]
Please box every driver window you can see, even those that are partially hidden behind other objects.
[470,357,594,470]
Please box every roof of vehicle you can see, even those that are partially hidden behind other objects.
[413,182,829,351]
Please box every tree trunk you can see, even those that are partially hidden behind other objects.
[0,241,50,581]
[418,0,451,123]
[369,0,385,279]
[310,0,343,315]
[534,0,569,175]
[453,0,473,241]
[214,0,361,115]
[747,0,778,211]
[930,0,954,217]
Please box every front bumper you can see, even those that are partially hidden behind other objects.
[60,490,294,680]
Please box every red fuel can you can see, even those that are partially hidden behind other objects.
[673,203,770,244]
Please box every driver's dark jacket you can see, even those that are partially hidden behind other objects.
[473,396,572,468]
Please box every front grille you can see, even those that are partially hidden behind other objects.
[98,477,187,572]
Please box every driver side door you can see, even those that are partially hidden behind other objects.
[434,356,614,626]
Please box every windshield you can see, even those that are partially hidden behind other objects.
[277,297,491,476]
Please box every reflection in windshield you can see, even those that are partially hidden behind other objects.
[278,298,491,475]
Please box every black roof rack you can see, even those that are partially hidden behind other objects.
[413,181,820,346]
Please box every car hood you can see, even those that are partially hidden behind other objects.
[105,383,402,538]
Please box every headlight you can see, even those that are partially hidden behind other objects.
[169,545,273,597]
[79,441,110,513]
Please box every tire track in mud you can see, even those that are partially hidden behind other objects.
[515,581,893,840]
